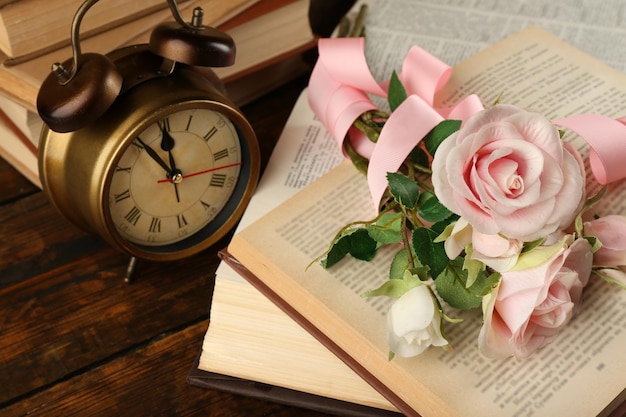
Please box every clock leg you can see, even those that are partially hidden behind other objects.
[124,256,138,283]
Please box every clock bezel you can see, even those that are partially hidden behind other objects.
[102,101,258,260]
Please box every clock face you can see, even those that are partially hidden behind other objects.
[107,108,242,247]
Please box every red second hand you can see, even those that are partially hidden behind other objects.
[157,162,242,183]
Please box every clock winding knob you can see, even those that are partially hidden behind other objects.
[36,0,123,133]
[37,53,123,133]
[149,5,235,67]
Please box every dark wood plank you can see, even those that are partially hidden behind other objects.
[0,191,101,289]
[0,156,38,204]
[1,322,332,417]
[0,228,220,403]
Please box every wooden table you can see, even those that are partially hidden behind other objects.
[0,74,338,416]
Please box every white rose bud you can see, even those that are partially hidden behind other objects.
[386,285,448,357]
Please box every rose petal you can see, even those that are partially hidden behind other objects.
[546,149,585,230]
[388,286,434,334]
[493,198,556,240]
[456,104,523,142]
[508,111,563,164]
[444,218,472,259]
[584,215,626,266]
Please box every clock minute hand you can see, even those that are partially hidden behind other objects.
[136,137,170,173]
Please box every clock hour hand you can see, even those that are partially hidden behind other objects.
[158,123,183,203]
[135,136,181,202]
[159,122,183,182]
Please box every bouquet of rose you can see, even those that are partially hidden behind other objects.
[308,37,626,360]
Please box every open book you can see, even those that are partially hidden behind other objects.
[221,26,626,417]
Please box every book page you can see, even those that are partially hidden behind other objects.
[229,27,626,417]
[202,272,397,410]
[355,0,626,79]
[213,89,344,287]
[0,117,40,187]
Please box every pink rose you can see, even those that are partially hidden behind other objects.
[478,237,592,359]
[583,215,626,266]
[432,104,585,241]
[444,217,522,272]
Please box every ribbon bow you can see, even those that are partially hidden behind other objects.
[308,37,626,206]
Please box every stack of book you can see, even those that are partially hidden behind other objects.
[0,0,317,187]
[190,1,626,416]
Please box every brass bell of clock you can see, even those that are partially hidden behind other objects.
[37,0,260,263]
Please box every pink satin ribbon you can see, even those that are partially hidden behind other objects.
[554,115,626,185]
[308,37,626,205]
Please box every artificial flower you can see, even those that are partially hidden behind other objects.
[444,217,523,272]
[478,237,592,359]
[386,285,448,357]
[432,104,586,242]
[311,36,626,361]
[583,215,626,266]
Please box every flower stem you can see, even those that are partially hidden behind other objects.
[344,138,369,175]
[399,206,416,269]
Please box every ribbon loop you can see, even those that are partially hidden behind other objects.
[554,115,626,185]
[308,37,483,208]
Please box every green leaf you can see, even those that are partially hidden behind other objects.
[387,172,419,209]
[367,212,403,244]
[408,146,430,168]
[476,271,501,297]
[363,278,413,298]
[521,237,545,253]
[363,269,422,298]
[418,192,454,223]
[593,268,626,290]
[321,234,351,268]
[434,258,482,310]
[348,228,378,261]
[510,239,566,272]
[575,185,608,236]
[389,249,410,280]
[423,119,461,157]
[412,227,448,278]
[434,257,500,309]
[584,236,602,253]
[387,71,407,112]
[463,255,484,289]
[430,219,450,236]
[321,228,378,268]
[408,265,432,281]
[363,279,404,299]
[433,221,455,244]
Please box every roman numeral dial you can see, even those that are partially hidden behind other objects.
[107,107,245,247]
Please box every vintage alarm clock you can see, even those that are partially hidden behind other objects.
[37,0,260,270]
